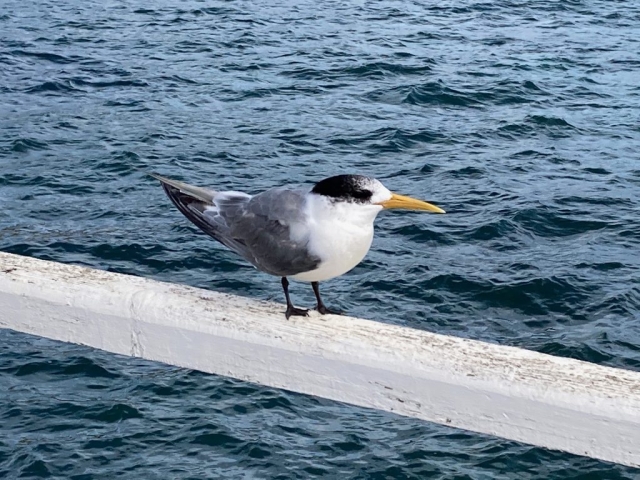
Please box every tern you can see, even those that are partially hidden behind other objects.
[151,173,445,318]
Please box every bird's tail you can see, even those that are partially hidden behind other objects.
[148,172,216,204]
[150,172,257,267]
[150,172,222,240]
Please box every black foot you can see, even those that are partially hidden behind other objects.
[310,282,342,316]
[316,305,343,316]
[285,306,309,319]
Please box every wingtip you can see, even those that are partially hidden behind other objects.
[148,172,177,187]
[148,173,216,203]
[148,172,165,182]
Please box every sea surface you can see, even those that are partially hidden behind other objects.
[1,0,640,478]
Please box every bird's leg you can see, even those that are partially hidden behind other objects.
[281,277,309,319]
[311,282,343,315]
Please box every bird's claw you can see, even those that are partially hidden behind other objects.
[285,306,309,319]
[316,305,343,316]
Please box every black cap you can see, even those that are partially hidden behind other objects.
[311,175,374,203]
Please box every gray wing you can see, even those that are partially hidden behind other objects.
[225,187,321,276]
[154,175,320,277]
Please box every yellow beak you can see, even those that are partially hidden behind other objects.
[378,193,445,213]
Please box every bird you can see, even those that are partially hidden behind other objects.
[150,173,445,319]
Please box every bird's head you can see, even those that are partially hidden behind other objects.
[311,174,445,214]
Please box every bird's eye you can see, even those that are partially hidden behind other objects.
[353,189,372,200]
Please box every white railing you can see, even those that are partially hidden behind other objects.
[1,251,639,468]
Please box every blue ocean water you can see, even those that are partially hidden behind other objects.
[1,0,640,478]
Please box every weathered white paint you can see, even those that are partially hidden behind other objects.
[1,251,639,468]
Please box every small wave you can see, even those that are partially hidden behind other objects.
[582,167,610,175]
[103,99,149,109]
[88,243,168,263]
[387,224,453,244]
[10,138,48,152]
[512,207,608,237]
[465,219,520,242]
[417,273,593,319]
[527,115,575,128]
[474,79,548,105]
[588,289,640,317]
[546,155,581,166]
[73,78,148,88]
[15,459,51,477]
[217,62,264,72]
[171,40,214,54]
[196,7,241,15]
[328,127,448,153]
[83,437,127,449]
[228,85,322,101]
[565,84,612,100]
[539,342,613,364]
[443,166,486,179]
[281,61,434,81]
[575,261,626,271]
[190,427,243,448]
[512,149,553,159]
[158,74,199,85]
[364,82,482,108]
[10,356,118,378]
[365,78,550,108]
[11,50,77,64]
[555,195,631,208]
[24,81,83,94]
[496,115,579,139]
[94,151,143,174]
[47,403,143,423]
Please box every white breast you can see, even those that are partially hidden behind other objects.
[291,194,383,283]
